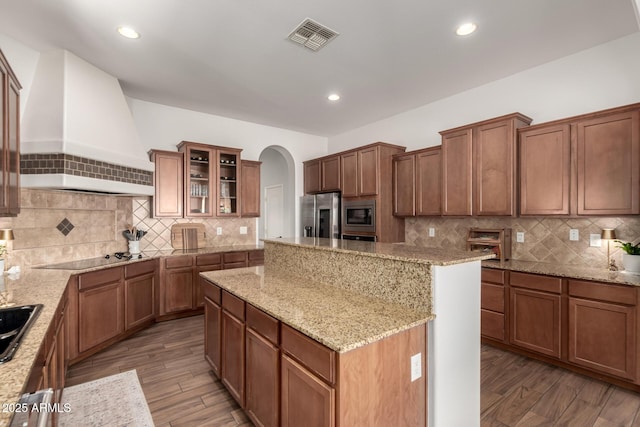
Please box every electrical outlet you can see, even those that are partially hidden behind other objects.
[590,233,602,247]
[411,353,422,382]
[569,229,579,241]
[240,226,248,235]
[516,232,525,243]
[216,227,223,236]
[428,227,435,237]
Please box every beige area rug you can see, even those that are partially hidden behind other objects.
[59,370,154,427]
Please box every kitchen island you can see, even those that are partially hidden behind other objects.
[201,237,495,427]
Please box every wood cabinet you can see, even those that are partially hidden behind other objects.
[304,159,321,194]
[519,124,571,215]
[195,253,222,309]
[576,110,640,215]
[481,268,506,342]
[217,148,242,217]
[124,260,157,330]
[0,48,21,216]
[203,279,222,378]
[341,146,380,197]
[568,279,637,380]
[321,156,341,192]
[440,113,531,216]
[393,146,441,217]
[245,305,280,427]
[221,290,246,406]
[518,103,640,216]
[183,144,215,216]
[201,278,426,426]
[77,267,125,354]
[509,271,562,359]
[160,255,195,315]
[240,160,261,217]
[149,150,184,218]
[281,354,335,427]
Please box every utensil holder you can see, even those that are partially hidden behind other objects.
[128,240,140,254]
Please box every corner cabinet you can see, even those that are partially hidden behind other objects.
[0,48,21,216]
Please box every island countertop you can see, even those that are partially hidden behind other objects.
[263,237,495,266]
[201,266,432,353]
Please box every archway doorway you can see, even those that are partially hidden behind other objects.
[258,146,295,239]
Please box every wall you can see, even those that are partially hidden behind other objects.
[259,147,294,238]
[0,189,132,269]
[405,216,640,269]
[327,32,640,153]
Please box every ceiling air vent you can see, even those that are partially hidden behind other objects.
[288,18,339,52]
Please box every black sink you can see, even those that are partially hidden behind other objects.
[0,304,42,364]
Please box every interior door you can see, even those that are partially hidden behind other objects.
[265,185,284,238]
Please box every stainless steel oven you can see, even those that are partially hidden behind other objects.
[342,199,376,234]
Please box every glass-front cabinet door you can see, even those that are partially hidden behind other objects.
[217,149,241,216]
[185,146,214,216]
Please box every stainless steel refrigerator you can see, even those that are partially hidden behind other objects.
[300,192,341,239]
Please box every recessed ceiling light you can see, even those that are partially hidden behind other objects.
[328,94,340,101]
[117,26,140,39]
[456,22,477,36]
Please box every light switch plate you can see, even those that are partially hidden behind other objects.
[590,233,602,247]
[428,228,435,237]
[216,227,223,236]
[240,226,248,235]
[411,353,422,382]
[569,229,579,241]
[516,232,525,243]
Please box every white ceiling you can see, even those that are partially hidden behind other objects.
[0,0,638,137]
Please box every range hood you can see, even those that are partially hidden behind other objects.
[20,50,154,195]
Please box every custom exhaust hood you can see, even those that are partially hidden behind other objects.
[20,50,154,195]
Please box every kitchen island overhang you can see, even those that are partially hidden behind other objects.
[200,237,493,427]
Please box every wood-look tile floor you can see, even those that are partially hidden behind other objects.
[67,315,640,427]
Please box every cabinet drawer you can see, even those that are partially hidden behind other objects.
[224,252,247,263]
[481,309,505,341]
[481,283,504,313]
[125,259,156,279]
[246,304,279,345]
[248,250,264,261]
[201,278,222,305]
[165,255,193,269]
[281,324,335,385]
[197,253,222,266]
[222,290,245,321]
[510,271,562,294]
[482,268,505,285]
[79,267,122,290]
[568,280,636,306]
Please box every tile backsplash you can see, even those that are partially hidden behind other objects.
[0,190,256,270]
[406,216,640,269]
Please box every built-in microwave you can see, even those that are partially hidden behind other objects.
[342,199,376,234]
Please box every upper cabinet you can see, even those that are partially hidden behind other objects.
[393,146,441,217]
[303,155,341,194]
[150,141,259,218]
[0,48,21,217]
[240,160,261,218]
[440,113,532,216]
[519,104,640,216]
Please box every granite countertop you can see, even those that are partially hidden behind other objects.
[201,266,432,353]
[0,243,263,427]
[35,244,264,271]
[483,259,640,287]
[264,237,495,266]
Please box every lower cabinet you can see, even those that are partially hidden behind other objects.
[200,278,427,427]
[77,267,125,354]
[481,268,506,341]
[281,354,335,427]
[221,291,246,406]
[124,260,157,330]
[161,256,195,315]
[568,279,637,380]
[509,272,562,359]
